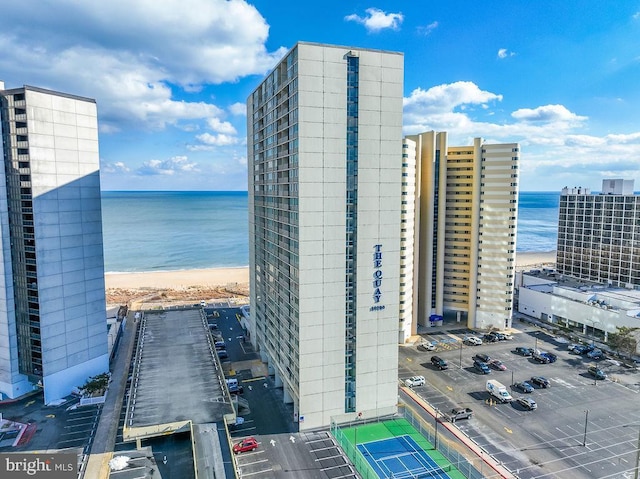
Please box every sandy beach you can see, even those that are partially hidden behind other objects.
[105,267,250,290]
[105,251,556,292]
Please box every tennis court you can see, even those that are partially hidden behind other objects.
[333,417,467,479]
[358,435,453,479]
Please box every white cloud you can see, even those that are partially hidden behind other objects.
[195,133,240,146]
[633,11,640,20]
[402,80,640,190]
[136,156,198,176]
[497,48,516,59]
[606,132,640,142]
[511,105,587,124]
[101,161,130,174]
[417,21,438,36]
[0,0,286,131]
[229,102,247,116]
[206,118,237,135]
[345,8,403,32]
[404,81,503,112]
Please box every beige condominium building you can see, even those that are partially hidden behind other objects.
[247,42,404,430]
[399,131,520,340]
[557,179,640,287]
[0,83,108,404]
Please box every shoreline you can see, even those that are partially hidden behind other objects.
[105,251,557,291]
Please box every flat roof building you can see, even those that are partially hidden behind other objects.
[247,42,403,430]
[401,132,519,337]
[557,179,640,288]
[0,83,108,403]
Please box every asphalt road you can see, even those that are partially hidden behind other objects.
[215,307,358,479]
[399,325,640,479]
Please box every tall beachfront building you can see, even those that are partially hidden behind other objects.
[557,179,640,287]
[0,83,108,404]
[247,42,404,430]
[401,131,519,338]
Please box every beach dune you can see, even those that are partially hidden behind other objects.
[105,251,556,291]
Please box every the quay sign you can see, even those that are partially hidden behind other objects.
[370,244,385,312]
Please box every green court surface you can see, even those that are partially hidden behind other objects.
[341,418,467,479]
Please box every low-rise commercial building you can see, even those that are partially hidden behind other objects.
[517,270,640,354]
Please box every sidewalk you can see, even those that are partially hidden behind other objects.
[403,387,518,479]
[83,315,139,478]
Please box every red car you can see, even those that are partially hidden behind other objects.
[233,437,258,454]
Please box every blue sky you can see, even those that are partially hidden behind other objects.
[1,1,639,191]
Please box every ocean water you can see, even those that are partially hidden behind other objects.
[100,190,559,273]
[514,191,559,252]
[101,191,249,273]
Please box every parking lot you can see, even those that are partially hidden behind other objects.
[216,307,358,479]
[0,392,101,456]
[399,325,640,479]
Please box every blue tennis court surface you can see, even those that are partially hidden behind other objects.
[357,435,452,479]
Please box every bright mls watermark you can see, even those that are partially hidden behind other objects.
[0,453,77,478]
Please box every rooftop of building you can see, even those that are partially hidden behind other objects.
[0,83,96,103]
[521,269,640,314]
[124,308,234,432]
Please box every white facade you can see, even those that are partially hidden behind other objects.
[518,272,640,353]
[399,139,417,342]
[248,43,403,430]
[0,85,108,403]
[403,132,519,334]
[557,179,640,288]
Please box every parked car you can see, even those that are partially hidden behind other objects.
[229,384,244,395]
[530,376,551,388]
[489,359,507,371]
[473,353,491,363]
[516,397,538,410]
[483,333,498,343]
[233,437,259,454]
[515,347,532,357]
[464,336,483,346]
[587,349,604,360]
[431,356,448,370]
[540,352,557,363]
[514,381,534,393]
[449,408,473,422]
[567,343,581,352]
[532,350,551,364]
[217,350,229,360]
[405,375,426,387]
[581,344,596,355]
[200,300,207,307]
[417,342,436,352]
[474,361,491,374]
[587,365,607,380]
[571,345,588,355]
[495,333,507,341]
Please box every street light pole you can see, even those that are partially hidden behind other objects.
[434,409,440,450]
[583,410,589,446]
[459,340,463,370]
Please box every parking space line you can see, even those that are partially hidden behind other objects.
[240,468,273,477]
[320,462,350,470]
[237,458,268,466]
[315,453,345,463]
